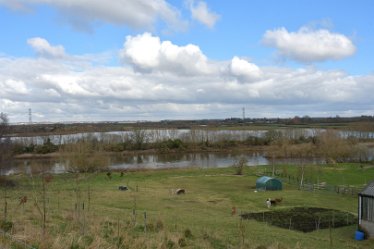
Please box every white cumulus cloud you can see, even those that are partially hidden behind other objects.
[262,27,356,62]
[229,56,262,82]
[27,37,66,58]
[188,0,220,28]
[120,33,212,75]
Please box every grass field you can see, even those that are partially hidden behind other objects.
[1,163,374,249]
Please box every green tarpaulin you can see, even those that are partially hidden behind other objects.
[256,176,282,191]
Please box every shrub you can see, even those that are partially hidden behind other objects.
[70,242,84,249]
[12,143,36,154]
[1,220,13,232]
[156,219,164,231]
[166,239,175,249]
[178,238,187,247]
[158,139,185,151]
[184,228,192,238]
[233,157,247,175]
[34,138,58,154]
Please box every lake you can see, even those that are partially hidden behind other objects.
[3,128,373,175]
[2,150,327,176]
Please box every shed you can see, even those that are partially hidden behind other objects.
[256,176,282,191]
[358,180,374,238]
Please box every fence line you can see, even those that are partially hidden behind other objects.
[257,170,365,197]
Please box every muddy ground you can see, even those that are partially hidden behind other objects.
[241,207,356,232]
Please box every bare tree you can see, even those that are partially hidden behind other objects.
[233,156,247,175]
[0,113,12,171]
[0,113,8,138]
[0,113,11,230]
[315,130,352,163]
[291,143,313,189]
[267,131,288,176]
[130,128,149,150]
[61,139,108,173]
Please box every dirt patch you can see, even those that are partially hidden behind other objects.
[241,207,356,232]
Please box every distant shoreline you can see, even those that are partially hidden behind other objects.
[13,147,266,159]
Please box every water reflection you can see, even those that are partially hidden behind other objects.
[5,146,373,176]
[2,159,68,176]
[9,129,374,146]
[3,151,307,175]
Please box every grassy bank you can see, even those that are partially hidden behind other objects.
[1,164,373,249]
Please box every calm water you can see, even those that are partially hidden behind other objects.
[2,151,327,176]
[3,128,373,175]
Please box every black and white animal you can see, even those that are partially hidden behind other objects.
[266,198,271,208]
[118,186,128,191]
[266,197,283,207]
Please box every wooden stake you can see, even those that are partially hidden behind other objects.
[144,211,147,234]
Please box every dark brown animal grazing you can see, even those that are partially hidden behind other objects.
[175,189,185,195]
[268,197,283,206]
[274,197,283,203]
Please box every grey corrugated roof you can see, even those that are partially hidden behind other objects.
[360,180,374,196]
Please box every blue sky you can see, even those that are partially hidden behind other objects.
[0,0,373,122]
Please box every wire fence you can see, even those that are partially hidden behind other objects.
[257,170,365,197]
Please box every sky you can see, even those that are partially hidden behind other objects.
[0,0,373,123]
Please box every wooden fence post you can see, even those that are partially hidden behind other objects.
[144,211,147,234]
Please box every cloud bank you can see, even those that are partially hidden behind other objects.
[0,0,187,31]
[263,27,356,62]
[0,34,372,122]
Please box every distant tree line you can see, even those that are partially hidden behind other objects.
[4,115,374,136]
[6,128,372,164]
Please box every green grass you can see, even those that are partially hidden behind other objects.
[274,163,374,186]
[216,122,351,130]
[1,164,374,248]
